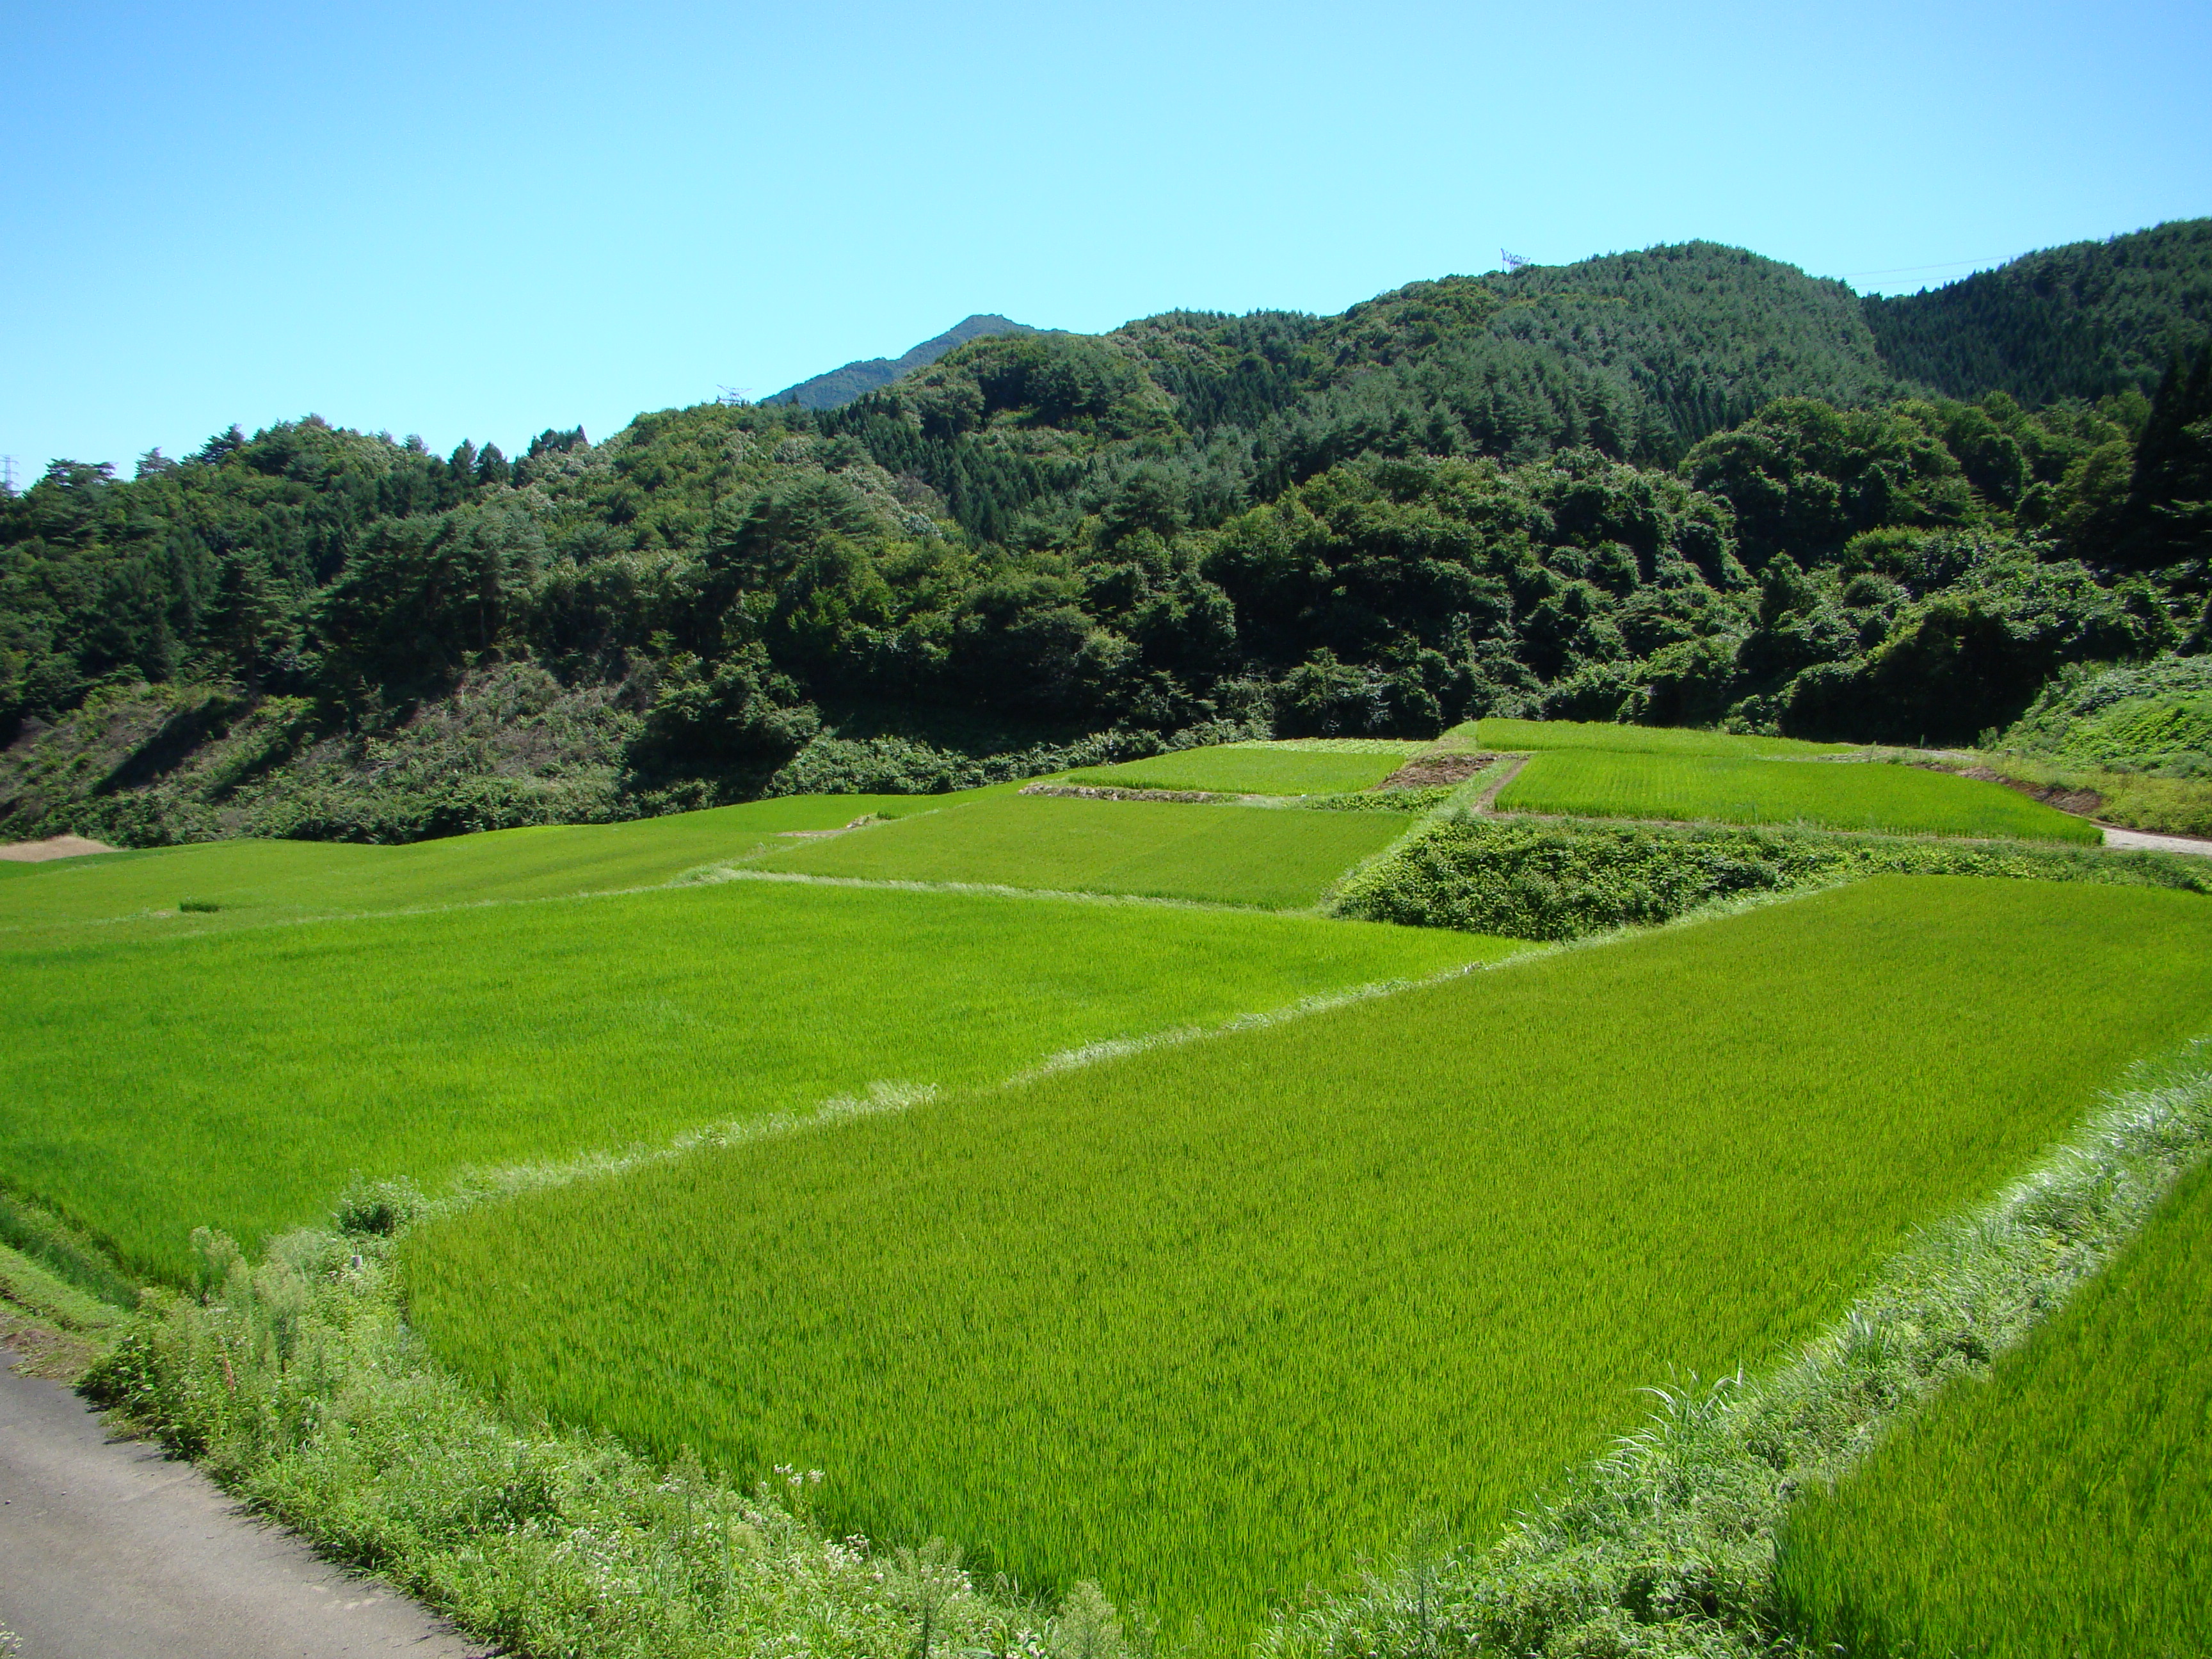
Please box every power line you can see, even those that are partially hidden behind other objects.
[1838,256,2012,280]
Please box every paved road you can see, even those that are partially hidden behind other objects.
[0,1364,484,1658]
[2104,825,2212,857]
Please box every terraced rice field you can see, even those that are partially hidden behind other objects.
[1477,716,1858,765]
[3,876,1495,1279]
[1496,748,2099,842]
[405,878,2212,1648]
[1472,717,1860,757]
[1059,740,1423,795]
[0,793,980,952]
[1776,1152,2212,1657]
[756,792,1413,906]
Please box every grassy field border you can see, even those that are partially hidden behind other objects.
[1261,1034,2212,1659]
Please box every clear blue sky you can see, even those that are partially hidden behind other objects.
[3,0,2206,477]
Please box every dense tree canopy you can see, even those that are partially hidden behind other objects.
[3,225,2207,843]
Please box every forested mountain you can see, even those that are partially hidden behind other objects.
[1866,220,2212,407]
[4,222,2208,845]
[765,314,1038,410]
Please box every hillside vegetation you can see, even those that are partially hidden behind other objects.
[4,223,2207,849]
[765,315,1039,411]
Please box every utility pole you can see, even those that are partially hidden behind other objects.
[1,455,15,493]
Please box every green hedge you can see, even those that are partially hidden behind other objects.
[1334,812,2211,940]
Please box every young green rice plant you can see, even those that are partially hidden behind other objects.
[0,792,965,952]
[1496,748,2099,842]
[1474,718,1860,758]
[1059,742,1423,796]
[1,878,1497,1282]
[405,877,2212,1652]
[757,794,1415,908]
[1774,1153,2212,1657]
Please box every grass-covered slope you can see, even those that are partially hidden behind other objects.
[1,879,1493,1280]
[1775,1154,2212,1657]
[404,878,2212,1649]
[1495,749,2099,842]
[1059,740,1423,796]
[756,794,1412,907]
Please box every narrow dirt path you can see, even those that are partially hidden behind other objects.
[2103,825,2212,858]
[0,835,115,863]
[0,1364,483,1659]
[1470,755,1530,812]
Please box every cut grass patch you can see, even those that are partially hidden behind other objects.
[1,879,1498,1281]
[1059,742,1423,796]
[1776,1153,2212,1657]
[1497,748,2101,842]
[756,794,1414,908]
[406,878,2212,1649]
[1473,717,1861,758]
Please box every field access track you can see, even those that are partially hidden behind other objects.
[406,876,2212,1648]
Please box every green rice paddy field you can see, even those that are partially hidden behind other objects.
[0,792,980,952]
[1059,741,1423,795]
[756,792,1413,906]
[1496,748,2099,842]
[1472,717,1861,757]
[1776,1153,2212,1658]
[405,878,2212,1648]
[3,870,1498,1280]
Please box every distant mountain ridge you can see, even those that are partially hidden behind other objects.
[766,314,1039,410]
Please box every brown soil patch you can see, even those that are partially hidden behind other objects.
[0,834,116,863]
[1021,784,1226,804]
[1378,752,1498,789]
[1950,765,2105,817]
[2,1304,99,1382]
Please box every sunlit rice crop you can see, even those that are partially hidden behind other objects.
[1775,1153,2212,1658]
[757,793,1415,906]
[1,878,1497,1279]
[1496,747,2099,842]
[1059,742,1422,795]
[405,877,2212,1650]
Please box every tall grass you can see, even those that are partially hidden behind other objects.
[1059,744,1421,796]
[405,878,2212,1649]
[757,794,1414,907]
[1473,718,1859,757]
[1,879,1495,1281]
[1335,812,2205,940]
[1775,1155,2212,1656]
[1498,748,2100,842]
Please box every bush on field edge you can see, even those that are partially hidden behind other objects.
[1334,812,2212,941]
